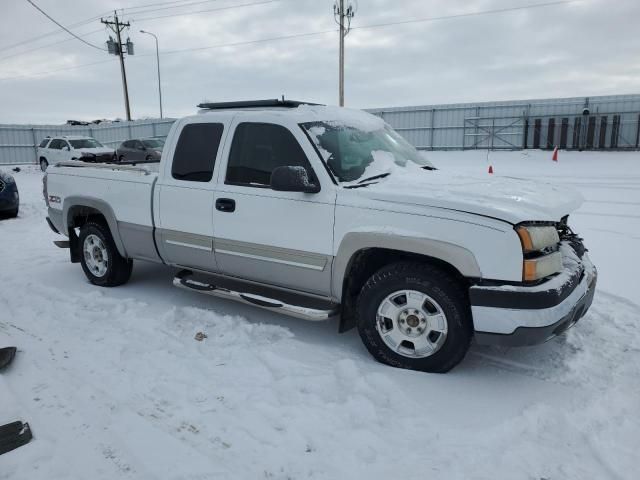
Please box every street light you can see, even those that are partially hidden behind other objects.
[140,30,163,119]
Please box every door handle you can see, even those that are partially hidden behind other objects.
[216,198,236,212]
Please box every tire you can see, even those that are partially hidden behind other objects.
[8,206,18,218]
[119,155,125,162]
[40,158,48,172]
[145,155,152,161]
[356,262,472,373]
[78,221,133,287]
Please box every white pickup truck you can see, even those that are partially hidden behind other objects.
[44,100,597,373]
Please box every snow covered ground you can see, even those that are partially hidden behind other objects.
[1,150,638,479]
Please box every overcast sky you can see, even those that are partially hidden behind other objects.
[0,0,639,124]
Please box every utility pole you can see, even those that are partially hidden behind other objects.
[102,12,134,121]
[334,1,355,106]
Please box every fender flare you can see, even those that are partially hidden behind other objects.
[62,196,127,258]
[332,232,482,301]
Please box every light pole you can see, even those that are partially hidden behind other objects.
[140,30,163,119]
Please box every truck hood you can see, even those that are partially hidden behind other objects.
[354,170,583,224]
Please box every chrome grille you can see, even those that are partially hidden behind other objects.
[0,179,5,193]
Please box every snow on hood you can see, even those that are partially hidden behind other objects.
[352,168,583,224]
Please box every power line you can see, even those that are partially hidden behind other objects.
[122,0,224,15]
[120,0,218,12]
[0,11,110,51]
[350,0,578,31]
[131,0,280,22]
[23,0,106,51]
[0,28,106,63]
[0,0,580,82]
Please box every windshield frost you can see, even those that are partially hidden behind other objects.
[302,121,433,183]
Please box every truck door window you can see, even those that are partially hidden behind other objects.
[226,122,316,187]
[171,123,224,182]
[39,139,50,148]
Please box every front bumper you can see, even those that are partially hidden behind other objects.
[471,243,597,347]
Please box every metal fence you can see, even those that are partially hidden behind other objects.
[368,94,640,151]
[2,94,639,165]
[0,119,175,165]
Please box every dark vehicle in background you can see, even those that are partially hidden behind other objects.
[116,138,164,163]
[0,170,19,218]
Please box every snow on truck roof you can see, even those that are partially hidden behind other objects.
[195,99,385,131]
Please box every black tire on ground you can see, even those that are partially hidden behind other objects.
[356,261,472,373]
[78,221,133,287]
[145,155,152,161]
[8,206,18,218]
[40,158,48,172]
[119,155,125,162]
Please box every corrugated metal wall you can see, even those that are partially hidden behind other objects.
[368,94,640,151]
[2,94,639,165]
[0,119,175,165]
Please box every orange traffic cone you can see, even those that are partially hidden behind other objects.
[552,146,558,162]
[488,165,494,174]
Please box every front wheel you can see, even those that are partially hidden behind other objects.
[40,159,48,171]
[78,221,132,287]
[356,262,472,373]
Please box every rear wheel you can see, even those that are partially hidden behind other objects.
[119,155,125,162]
[78,221,132,287]
[40,158,48,171]
[356,262,472,373]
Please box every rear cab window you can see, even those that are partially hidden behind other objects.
[172,123,224,182]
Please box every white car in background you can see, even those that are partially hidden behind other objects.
[37,136,115,171]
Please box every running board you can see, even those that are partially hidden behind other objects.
[173,270,338,321]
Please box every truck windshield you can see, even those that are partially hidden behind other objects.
[301,121,434,183]
[69,138,103,149]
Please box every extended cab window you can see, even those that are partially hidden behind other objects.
[49,139,64,149]
[172,123,224,182]
[226,122,315,187]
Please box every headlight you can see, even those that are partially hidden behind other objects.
[516,225,559,253]
[523,251,562,282]
[516,224,562,282]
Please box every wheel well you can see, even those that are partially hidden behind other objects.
[338,248,470,333]
[66,206,110,263]
[39,157,47,162]
[67,205,107,230]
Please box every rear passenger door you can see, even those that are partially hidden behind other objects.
[154,118,229,272]
[212,117,336,296]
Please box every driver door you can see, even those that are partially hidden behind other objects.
[212,116,336,296]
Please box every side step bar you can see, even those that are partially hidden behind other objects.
[173,270,339,321]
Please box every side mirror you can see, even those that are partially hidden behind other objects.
[270,166,320,193]
[62,146,70,151]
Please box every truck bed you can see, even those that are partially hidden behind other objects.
[46,161,160,262]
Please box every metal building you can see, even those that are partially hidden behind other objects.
[368,94,640,151]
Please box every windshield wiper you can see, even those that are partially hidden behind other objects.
[357,172,391,184]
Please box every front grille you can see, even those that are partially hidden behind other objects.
[0,180,5,193]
